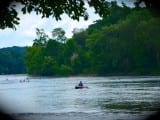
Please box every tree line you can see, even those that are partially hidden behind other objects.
[25,2,160,76]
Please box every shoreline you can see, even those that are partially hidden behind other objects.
[1,73,160,78]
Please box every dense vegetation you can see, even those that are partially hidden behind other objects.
[0,46,26,74]
[25,2,160,76]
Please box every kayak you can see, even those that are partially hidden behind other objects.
[75,86,88,89]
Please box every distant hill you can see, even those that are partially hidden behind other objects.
[0,46,27,74]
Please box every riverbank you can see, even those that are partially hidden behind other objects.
[1,73,160,78]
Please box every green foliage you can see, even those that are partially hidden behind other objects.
[25,3,160,76]
[59,65,72,76]
[0,0,110,29]
[0,46,26,74]
[1,0,159,29]
[88,1,132,30]
[52,28,67,43]
[25,46,44,75]
[33,28,48,46]
[72,30,87,49]
[41,56,58,76]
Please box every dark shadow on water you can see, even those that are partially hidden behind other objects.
[0,108,160,120]
[100,101,160,112]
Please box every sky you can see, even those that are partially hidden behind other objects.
[0,6,101,48]
[0,0,135,48]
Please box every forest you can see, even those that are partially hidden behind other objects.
[0,46,26,74]
[20,2,160,76]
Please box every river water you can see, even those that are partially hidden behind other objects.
[0,75,160,120]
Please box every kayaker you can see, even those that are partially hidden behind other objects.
[78,81,83,87]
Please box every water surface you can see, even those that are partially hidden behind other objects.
[0,75,160,119]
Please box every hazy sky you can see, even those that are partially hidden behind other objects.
[0,7,101,48]
[0,0,135,48]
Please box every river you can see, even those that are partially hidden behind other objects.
[0,75,160,120]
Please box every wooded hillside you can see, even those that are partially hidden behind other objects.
[24,2,160,76]
[0,46,27,74]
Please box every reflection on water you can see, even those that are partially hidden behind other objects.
[0,75,160,114]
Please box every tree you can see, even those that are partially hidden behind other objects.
[41,56,59,76]
[72,30,87,49]
[0,0,109,29]
[52,28,67,43]
[0,0,160,29]
[25,46,44,75]
[135,0,160,9]
[33,28,48,46]
[88,1,132,30]
[25,5,160,76]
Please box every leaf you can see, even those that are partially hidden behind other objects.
[21,7,26,14]
[27,5,33,13]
